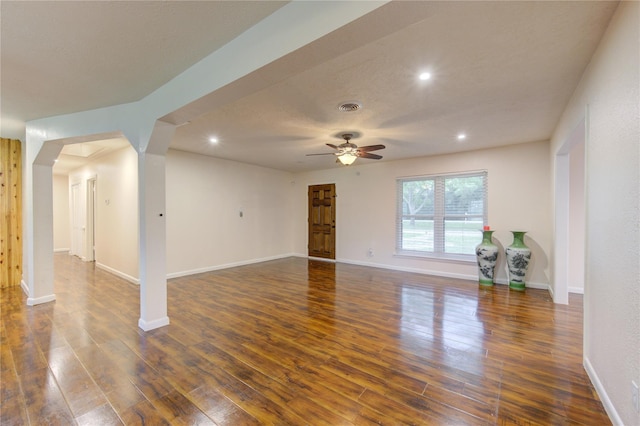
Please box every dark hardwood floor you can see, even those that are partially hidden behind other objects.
[1,254,610,425]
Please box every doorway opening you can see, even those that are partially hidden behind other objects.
[554,116,586,304]
[86,177,97,262]
[70,183,82,258]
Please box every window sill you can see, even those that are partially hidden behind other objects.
[394,251,476,264]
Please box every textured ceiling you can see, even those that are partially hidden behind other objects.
[1,1,287,132]
[2,1,619,173]
[170,1,618,172]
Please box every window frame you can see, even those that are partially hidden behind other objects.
[395,170,488,261]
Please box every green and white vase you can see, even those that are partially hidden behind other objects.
[475,230,498,286]
[505,231,531,291]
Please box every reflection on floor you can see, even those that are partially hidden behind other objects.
[0,254,610,424]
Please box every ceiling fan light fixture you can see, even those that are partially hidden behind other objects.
[307,132,384,164]
[337,101,362,112]
[338,153,357,165]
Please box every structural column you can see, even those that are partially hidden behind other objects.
[137,120,175,331]
[26,139,64,305]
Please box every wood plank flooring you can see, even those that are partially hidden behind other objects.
[1,254,610,425]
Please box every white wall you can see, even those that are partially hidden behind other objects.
[550,2,639,424]
[292,140,551,288]
[165,149,295,277]
[68,146,139,282]
[52,174,70,252]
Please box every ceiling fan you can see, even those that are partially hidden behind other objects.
[307,133,385,165]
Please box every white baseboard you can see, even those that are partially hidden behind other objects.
[308,256,336,263]
[493,277,551,292]
[178,253,554,297]
[337,257,479,282]
[27,293,56,306]
[138,316,170,331]
[95,262,140,285]
[547,283,556,300]
[166,253,296,279]
[584,357,620,425]
[20,280,57,305]
[54,248,70,253]
[569,286,585,294]
[329,257,552,294]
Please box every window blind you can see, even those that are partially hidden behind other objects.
[396,171,487,258]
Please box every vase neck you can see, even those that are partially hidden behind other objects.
[482,230,494,243]
[511,231,527,247]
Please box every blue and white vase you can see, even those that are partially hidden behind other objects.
[475,230,498,286]
[505,231,531,291]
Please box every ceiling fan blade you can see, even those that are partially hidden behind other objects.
[306,152,338,156]
[357,152,383,160]
[326,143,339,150]
[357,144,386,152]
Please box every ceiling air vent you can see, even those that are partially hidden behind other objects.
[337,101,362,112]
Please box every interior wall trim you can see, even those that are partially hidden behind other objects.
[138,316,170,332]
[166,253,296,280]
[96,262,139,285]
[26,294,56,306]
[584,356,622,426]
[337,257,552,293]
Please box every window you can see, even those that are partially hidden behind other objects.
[396,171,487,259]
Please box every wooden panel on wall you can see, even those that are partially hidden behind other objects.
[0,138,22,288]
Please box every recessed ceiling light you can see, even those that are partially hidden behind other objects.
[457,133,467,141]
[419,72,432,81]
[209,136,219,144]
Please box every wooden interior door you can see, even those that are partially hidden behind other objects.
[308,184,336,259]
